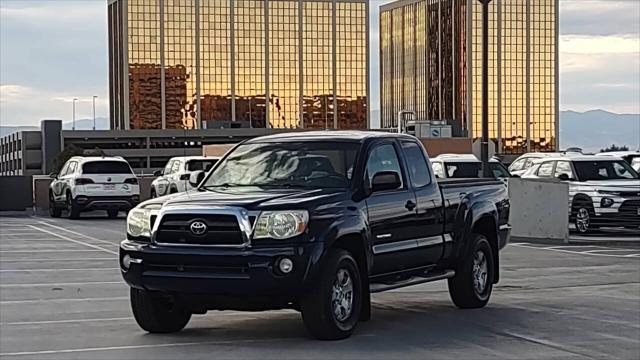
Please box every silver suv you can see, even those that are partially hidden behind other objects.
[150,156,219,198]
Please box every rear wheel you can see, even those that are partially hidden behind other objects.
[66,193,80,219]
[107,210,119,219]
[448,233,494,309]
[300,249,362,340]
[130,288,191,333]
[48,193,61,218]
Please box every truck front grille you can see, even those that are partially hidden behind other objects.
[155,214,245,246]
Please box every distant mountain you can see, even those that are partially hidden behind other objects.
[560,110,640,152]
[0,118,110,137]
[0,126,39,137]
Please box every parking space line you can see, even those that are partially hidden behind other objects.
[37,221,121,246]
[0,296,128,305]
[584,249,638,253]
[510,243,640,259]
[0,257,113,263]
[0,267,116,272]
[26,225,117,255]
[0,281,122,288]
[0,232,50,236]
[0,249,106,253]
[1,317,132,326]
[0,338,290,357]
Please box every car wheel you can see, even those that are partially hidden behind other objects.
[130,288,191,333]
[107,210,119,219]
[169,186,178,194]
[66,193,80,219]
[49,193,61,218]
[448,233,494,309]
[300,249,362,340]
[573,204,594,234]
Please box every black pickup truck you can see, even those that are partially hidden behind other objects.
[120,131,510,340]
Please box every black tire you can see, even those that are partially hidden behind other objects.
[572,202,595,234]
[169,186,178,194]
[107,210,119,219]
[448,233,494,309]
[130,288,191,333]
[300,249,362,340]
[66,193,80,219]
[49,193,61,218]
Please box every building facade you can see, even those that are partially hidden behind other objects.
[380,0,558,154]
[108,0,369,131]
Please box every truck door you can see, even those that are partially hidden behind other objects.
[400,141,445,263]
[365,140,426,275]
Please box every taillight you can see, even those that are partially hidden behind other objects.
[124,178,139,185]
[75,178,94,185]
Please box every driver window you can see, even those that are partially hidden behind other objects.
[537,162,554,177]
[432,162,445,178]
[67,161,77,175]
[510,158,525,171]
[59,162,70,176]
[366,144,404,188]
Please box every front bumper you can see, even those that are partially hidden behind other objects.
[592,199,640,228]
[76,195,139,211]
[120,240,325,300]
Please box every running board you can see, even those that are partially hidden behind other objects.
[369,269,456,293]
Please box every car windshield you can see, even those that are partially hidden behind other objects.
[631,157,640,172]
[573,160,639,181]
[82,161,132,174]
[202,142,359,189]
[187,159,218,172]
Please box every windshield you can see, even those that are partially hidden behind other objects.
[202,142,359,189]
[82,161,132,174]
[631,158,640,172]
[187,159,218,172]
[573,160,639,181]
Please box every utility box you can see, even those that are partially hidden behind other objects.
[406,120,453,139]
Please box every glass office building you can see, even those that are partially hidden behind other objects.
[380,0,558,154]
[108,0,369,130]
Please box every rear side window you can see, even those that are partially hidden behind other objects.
[537,162,554,177]
[401,142,431,187]
[82,161,132,174]
[187,160,218,172]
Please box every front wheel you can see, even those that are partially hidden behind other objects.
[107,210,119,219]
[448,233,494,309]
[300,249,362,340]
[130,288,191,333]
[573,205,594,234]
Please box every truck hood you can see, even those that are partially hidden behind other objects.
[138,187,348,211]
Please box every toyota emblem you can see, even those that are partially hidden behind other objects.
[189,220,208,236]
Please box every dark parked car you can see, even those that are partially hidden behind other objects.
[120,131,511,340]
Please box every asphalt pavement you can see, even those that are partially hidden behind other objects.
[0,214,639,359]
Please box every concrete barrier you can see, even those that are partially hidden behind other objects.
[0,176,33,211]
[508,178,569,242]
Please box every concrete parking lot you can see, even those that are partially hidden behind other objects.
[0,215,639,359]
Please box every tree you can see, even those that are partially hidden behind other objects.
[600,144,629,153]
[52,144,84,173]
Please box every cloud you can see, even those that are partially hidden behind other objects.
[561,35,640,54]
[560,0,640,36]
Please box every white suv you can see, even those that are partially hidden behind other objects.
[521,154,640,233]
[150,156,220,198]
[49,156,140,219]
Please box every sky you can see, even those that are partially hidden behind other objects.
[0,0,639,127]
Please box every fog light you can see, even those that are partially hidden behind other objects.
[278,258,294,274]
[122,255,131,269]
[601,197,615,208]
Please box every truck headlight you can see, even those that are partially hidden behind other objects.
[253,210,309,240]
[127,208,155,239]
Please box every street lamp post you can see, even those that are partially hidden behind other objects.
[92,96,98,130]
[72,98,78,131]
[478,0,492,178]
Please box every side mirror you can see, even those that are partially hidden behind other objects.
[49,172,58,179]
[189,170,205,188]
[557,173,570,181]
[371,171,401,193]
[153,169,163,177]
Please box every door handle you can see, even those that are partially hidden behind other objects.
[405,200,417,211]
